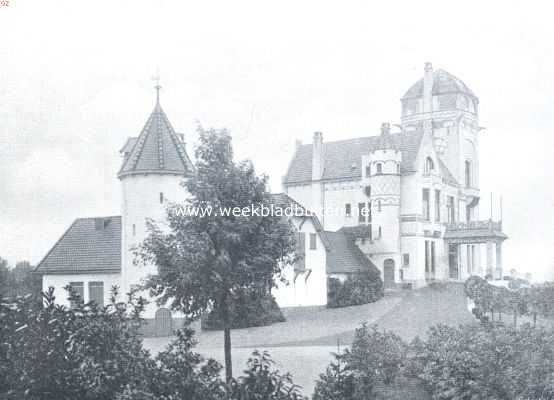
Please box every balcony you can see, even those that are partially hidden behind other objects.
[444,219,507,244]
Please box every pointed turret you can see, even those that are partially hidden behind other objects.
[118,98,193,179]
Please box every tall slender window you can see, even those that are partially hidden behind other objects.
[365,165,371,177]
[89,281,104,307]
[69,282,84,309]
[376,163,383,175]
[424,241,430,273]
[435,190,441,222]
[358,203,366,223]
[465,160,472,187]
[431,242,436,273]
[447,196,455,224]
[159,192,164,204]
[296,232,306,271]
[422,189,430,221]
[345,203,351,217]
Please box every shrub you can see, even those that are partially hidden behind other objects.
[313,352,356,400]
[0,287,154,400]
[201,290,285,331]
[327,268,383,308]
[228,350,305,399]
[408,323,554,400]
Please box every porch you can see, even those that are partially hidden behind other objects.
[443,220,508,280]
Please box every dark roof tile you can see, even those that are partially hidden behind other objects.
[35,216,121,275]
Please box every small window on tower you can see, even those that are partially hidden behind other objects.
[132,224,136,236]
[377,200,382,212]
[345,203,352,217]
[365,165,371,177]
[376,163,383,175]
[403,253,410,267]
[159,192,164,204]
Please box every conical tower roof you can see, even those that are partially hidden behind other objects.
[118,99,194,179]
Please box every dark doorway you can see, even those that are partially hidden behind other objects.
[448,244,459,279]
[154,308,173,337]
[383,259,395,289]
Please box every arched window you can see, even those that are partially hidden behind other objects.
[376,163,383,175]
[424,157,434,175]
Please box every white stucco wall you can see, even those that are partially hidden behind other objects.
[42,272,122,308]
[120,173,189,318]
[273,217,327,307]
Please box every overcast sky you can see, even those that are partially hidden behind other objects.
[1,1,553,280]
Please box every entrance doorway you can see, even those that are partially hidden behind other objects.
[154,308,173,337]
[448,244,459,279]
[383,259,395,289]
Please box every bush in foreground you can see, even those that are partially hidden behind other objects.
[327,268,383,308]
[0,288,304,400]
[314,322,554,400]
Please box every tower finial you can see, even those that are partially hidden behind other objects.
[152,72,161,104]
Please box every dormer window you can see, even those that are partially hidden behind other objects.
[424,157,434,175]
[376,163,383,175]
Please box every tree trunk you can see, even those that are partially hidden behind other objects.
[221,300,233,383]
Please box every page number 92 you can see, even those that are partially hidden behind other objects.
[1,1,9,6]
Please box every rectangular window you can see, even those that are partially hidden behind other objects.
[160,192,164,204]
[309,233,317,250]
[435,190,441,222]
[465,160,471,187]
[403,253,410,267]
[296,232,306,271]
[358,202,366,223]
[367,201,372,222]
[424,241,430,273]
[447,196,455,224]
[422,189,430,221]
[431,242,436,273]
[89,281,104,307]
[365,165,371,177]
[345,203,351,217]
[467,245,471,273]
[69,282,84,308]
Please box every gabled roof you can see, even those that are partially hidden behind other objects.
[268,192,330,250]
[402,69,477,100]
[118,101,194,178]
[325,231,376,274]
[283,131,424,185]
[35,216,121,275]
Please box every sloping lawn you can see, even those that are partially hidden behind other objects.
[281,282,475,346]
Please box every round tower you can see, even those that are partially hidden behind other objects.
[365,123,402,281]
[118,93,193,319]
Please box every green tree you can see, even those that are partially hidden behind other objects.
[137,127,297,383]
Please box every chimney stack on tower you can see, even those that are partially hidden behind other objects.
[312,131,324,180]
[423,62,434,114]
[381,122,391,135]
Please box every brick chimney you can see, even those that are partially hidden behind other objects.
[312,131,324,180]
[423,62,434,114]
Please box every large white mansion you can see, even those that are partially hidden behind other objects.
[36,63,507,332]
